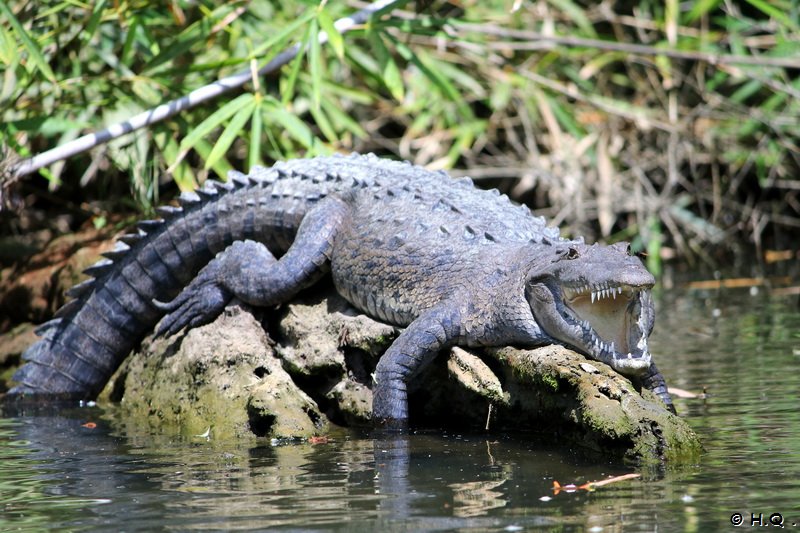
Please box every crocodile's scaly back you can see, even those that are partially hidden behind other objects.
[12,154,414,396]
[11,153,673,421]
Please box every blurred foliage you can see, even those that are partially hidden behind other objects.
[1,0,799,265]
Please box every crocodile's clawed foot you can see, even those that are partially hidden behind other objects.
[153,269,231,338]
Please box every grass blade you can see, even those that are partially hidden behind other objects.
[204,99,256,170]
[368,27,405,101]
[175,93,254,165]
[248,97,263,171]
[0,2,57,83]
[308,18,323,112]
[281,24,311,106]
[317,7,344,59]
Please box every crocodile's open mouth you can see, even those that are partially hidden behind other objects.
[529,281,654,375]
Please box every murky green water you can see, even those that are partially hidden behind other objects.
[2,284,799,531]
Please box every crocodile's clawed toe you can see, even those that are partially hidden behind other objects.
[154,283,231,338]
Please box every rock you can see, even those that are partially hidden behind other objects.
[487,345,702,463]
[100,305,328,441]
[20,281,699,462]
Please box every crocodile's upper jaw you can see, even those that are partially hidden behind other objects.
[526,242,656,376]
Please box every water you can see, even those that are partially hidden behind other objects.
[2,284,799,532]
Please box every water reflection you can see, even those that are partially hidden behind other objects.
[2,407,663,531]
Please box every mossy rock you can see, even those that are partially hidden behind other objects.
[96,289,700,463]
[488,345,702,464]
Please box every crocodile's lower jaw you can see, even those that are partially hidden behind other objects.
[530,282,653,376]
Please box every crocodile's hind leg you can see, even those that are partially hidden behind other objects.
[372,306,463,428]
[154,196,349,337]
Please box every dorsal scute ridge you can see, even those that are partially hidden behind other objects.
[101,241,131,261]
[34,318,62,336]
[53,299,81,319]
[119,230,146,245]
[83,258,114,277]
[137,219,163,234]
[156,205,182,219]
[178,191,201,207]
[206,179,233,192]
[66,278,95,299]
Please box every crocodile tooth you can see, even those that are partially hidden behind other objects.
[591,291,597,304]
[610,341,615,353]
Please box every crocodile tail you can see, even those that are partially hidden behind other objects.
[10,171,285,399]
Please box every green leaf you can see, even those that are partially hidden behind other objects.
[310,99,338,143]
[308,18,322,112]
[121,16,140,68]
[0,2,58,83]
[320,94,367,138]
[367,28,404,101]
[545,0,597,37]
[684,0,724,23]
[0,23,17,64]
[317,7,344,59]
[282,24,311,105]
[82,0,107,44]
[193,137,234,179]
[156,130,197,191]
[177,93,254,160]
[265,104,314,149]
[248,99,263,172]
[205,99,256,170]
[390,40,469,115]
[251,9,316,60]
[744,0,800,31]
[143,4,235,73]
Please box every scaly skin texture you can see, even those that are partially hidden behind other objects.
[10,153,674,424]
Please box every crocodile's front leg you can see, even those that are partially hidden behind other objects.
[372,306,462,428]
[638,361,676,414]
[155,196,349,336]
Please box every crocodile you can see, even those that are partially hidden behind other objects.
[10,153,674,424]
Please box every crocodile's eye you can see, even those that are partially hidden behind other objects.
[565,247,580,259]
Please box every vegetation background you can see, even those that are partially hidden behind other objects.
[1,0,799,277]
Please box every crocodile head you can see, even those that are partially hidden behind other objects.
[525,242,656,376]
